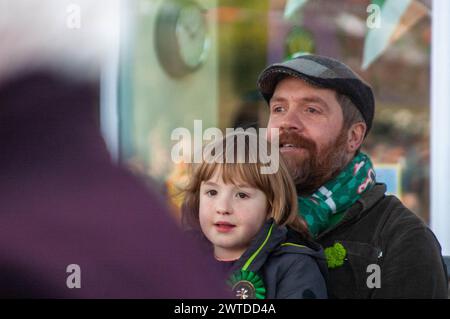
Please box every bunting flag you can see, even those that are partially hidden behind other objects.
[284,0,309,20]
[362,0,429,69]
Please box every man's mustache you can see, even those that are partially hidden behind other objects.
[279,131,317,151]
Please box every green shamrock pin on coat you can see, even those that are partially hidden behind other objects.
[324,242,347,269]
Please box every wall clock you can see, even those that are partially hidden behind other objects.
[155,0,210,78]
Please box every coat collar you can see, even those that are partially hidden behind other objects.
[231,219,324,273]
[230,219,287,273]
[316,183,386,239]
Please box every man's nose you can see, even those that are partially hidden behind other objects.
[280,109,304,132]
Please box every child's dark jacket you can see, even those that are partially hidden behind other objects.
[228,219,328,299]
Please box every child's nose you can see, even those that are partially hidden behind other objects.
[216,207,231,215]
[216,197,233,215]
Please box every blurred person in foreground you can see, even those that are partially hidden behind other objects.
[257,54,448,298]
[0,0,228,298]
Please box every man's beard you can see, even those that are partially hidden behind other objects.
[279,129,350,196]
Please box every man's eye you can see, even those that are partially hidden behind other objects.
[306,106,320,114]
[206,190,217,196]
[236,192,248,199]
[272,106,285,113]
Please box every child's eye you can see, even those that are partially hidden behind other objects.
[206,190,217,197]
[236,192,249,199]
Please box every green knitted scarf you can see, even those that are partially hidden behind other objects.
[298,152,376,237]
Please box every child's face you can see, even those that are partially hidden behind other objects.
[199,170,269,261]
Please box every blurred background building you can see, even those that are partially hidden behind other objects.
[113,0,449,255]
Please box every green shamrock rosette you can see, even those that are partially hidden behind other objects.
[227,270,266,299]
[324,242,347,269]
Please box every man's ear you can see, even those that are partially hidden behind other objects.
[346,122,366,153]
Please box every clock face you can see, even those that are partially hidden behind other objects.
[176,4,209,69]
[155,0,210,78]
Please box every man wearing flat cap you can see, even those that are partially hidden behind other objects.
[258,54,448,298]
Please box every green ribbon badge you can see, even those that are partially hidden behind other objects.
[227,270,266,299]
